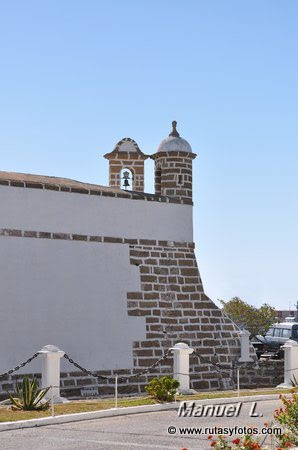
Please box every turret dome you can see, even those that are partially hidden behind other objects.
[157,121,192,153]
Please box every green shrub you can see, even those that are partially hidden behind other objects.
[274,389,298,448]
[207,435,262,449]
[145,376,179,402]
[9,376,50,411]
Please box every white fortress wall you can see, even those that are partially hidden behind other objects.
[0,237,143,373]
[0,186,193,241]
[0,185,193,373]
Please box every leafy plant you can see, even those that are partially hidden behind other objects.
[220,297,277,337]
[9,376,50,411]
[145,376,179,402]
[208,435,262,449]
[274,390,298,449]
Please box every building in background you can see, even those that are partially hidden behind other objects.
[0,122,261,397]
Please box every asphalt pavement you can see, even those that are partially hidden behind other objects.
[0,399,281,450]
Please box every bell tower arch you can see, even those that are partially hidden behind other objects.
[104,138,148,192]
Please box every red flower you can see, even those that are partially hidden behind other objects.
[285,442,292,447]
[208,435,213,440]
[210,442,216,447]
[232,439,240,444]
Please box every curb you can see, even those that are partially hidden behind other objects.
[0,393,282,432]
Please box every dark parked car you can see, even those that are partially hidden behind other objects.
[252,321,298,359]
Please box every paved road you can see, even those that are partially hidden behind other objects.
[0,399,281,450]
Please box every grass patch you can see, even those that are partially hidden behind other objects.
[181,387,293,401]
[0,387,293,423]
[0,397,157,422]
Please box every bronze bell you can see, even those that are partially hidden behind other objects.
[122,171,131,190]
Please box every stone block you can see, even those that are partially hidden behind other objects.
[127,292,143,300]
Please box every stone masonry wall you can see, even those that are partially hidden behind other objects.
[107,152,146,192]
[0,231,269,400]
[234,360,284,389]
[0,359,284,401]
[104,137,148,192]
[152,151,196,203]
[126,240,249,392]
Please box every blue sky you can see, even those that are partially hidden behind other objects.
[0,0,297,310]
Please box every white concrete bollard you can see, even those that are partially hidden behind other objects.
[38,345,68,403]
[238,329,253,362]
[277,339,298,388]
[170,342,196,394]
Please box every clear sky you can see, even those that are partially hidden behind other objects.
[0,1,297,311]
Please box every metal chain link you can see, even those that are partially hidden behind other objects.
[0,353,39,379]
[193,349,236,388]
[64,350,172,383]
[118,350,172,382]
[193,349,264,392]
[63,354,112,380]
[193,349,231,372]
[193,349,256,371]
[65,348,257,385]
[285,366,298,372]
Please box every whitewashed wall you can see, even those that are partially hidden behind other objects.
[0,185,193,373]
[0,237,144,373]
[0,186,193,242]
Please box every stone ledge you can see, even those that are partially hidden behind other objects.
[0,174,193,205]
[0,229,194,249]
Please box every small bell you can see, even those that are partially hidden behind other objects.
[122,171,131,190]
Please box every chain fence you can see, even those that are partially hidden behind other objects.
[63,347,258,393]
[63,354,113,381]
[192,348,263,391]
[64,349,172,383]
[0,353,39,380]
[0,346,291,400]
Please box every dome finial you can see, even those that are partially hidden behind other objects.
[169,120,180,138]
